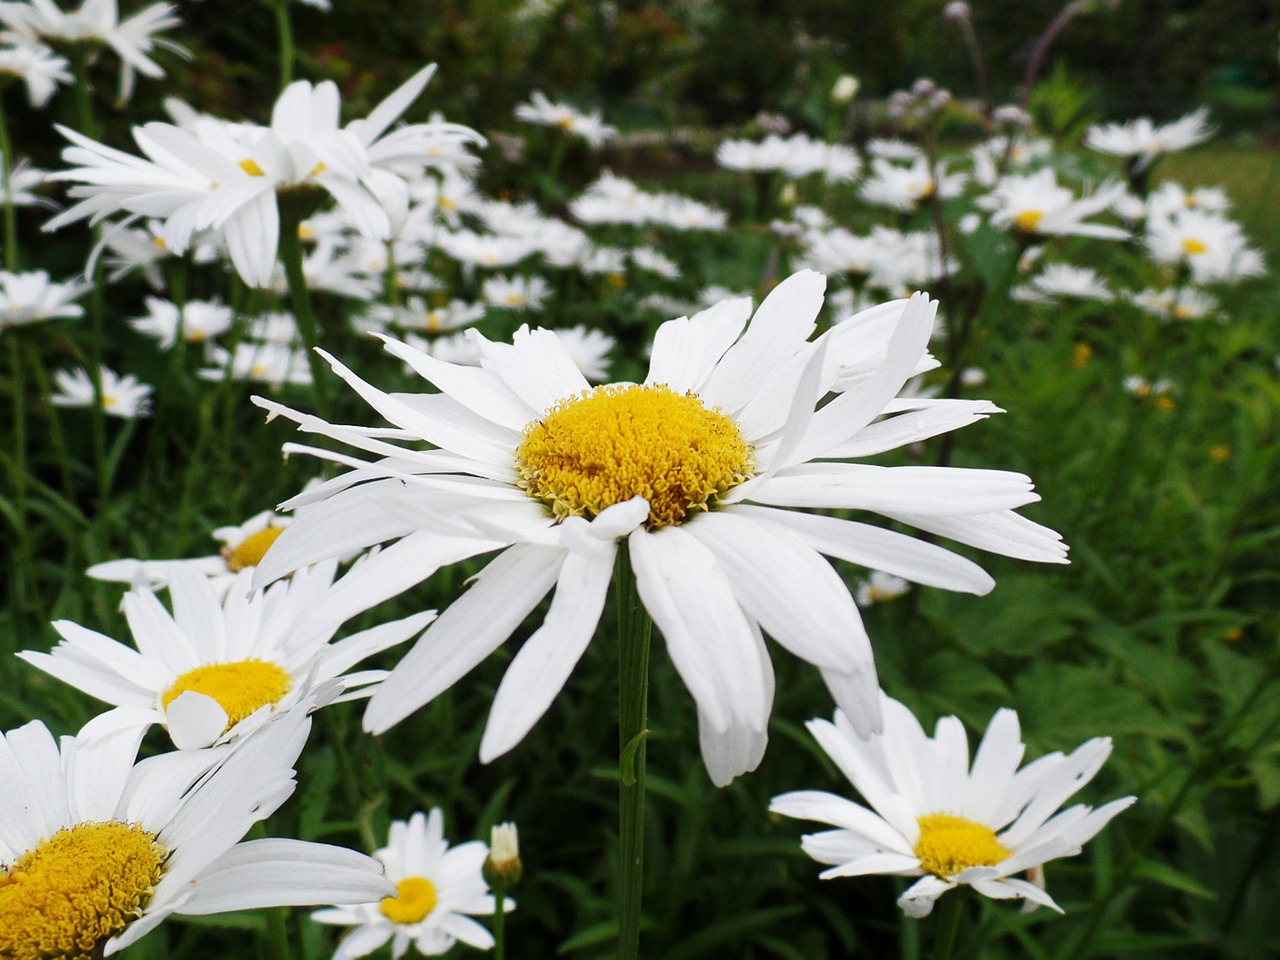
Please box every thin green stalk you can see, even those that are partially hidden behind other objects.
[492,885,508,960]
[930,893,965,960]
[273,0,295,88]
[25,338,75,498]
[277,200,331,417]
[615,546,652,960]
[67,46,100,140]
[0,92,19,271]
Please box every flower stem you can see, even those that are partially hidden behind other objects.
[273,0,295,88]
[930,893,965,960]
[615,545,652,960]
[491,883,508,960]
[0,93,19,271]
[277,201,330,417]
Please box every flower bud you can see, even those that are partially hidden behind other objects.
[830,74,859,103]
[483,822,522,888]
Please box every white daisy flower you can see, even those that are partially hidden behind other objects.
[128,295,233,348]
[514,91,616,147]
[1010,264,1113,304]
[771,696,1135,917]
[87,507,298,594]
[252,271,1066,786]
[855,571,910,607]
[200,340,314,387]
[859,157,965,213]
[975,169,1129,241]
[1084,107,1213,171]
[0,269,87,329]
[554,324,615,381]
[866,138,923,161]
[629,245,680,280]
[312,809,511,958]
[1126,286,1219,322]
[1144,208,1265,284]
[50,364,151,417]
[0,708,392,958]
[482,274,550,311]
[1146,180,1230,221]
[20,562,435,750]
[379,296,485,335]
[0,37,70,107]
[0,0,184,101]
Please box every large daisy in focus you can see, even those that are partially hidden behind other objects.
[254,271,1066,785]
[0,709,392,958]
[771,696,1134,917]
[20,561,434,749]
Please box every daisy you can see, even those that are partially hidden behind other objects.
[482,274,550,311]
[0,707,393,958]
[0,37,70,107]
[20,562,435,749]
[0,269,87,329]
[128,295,233,348]
[770,696,1135,917]
[253,271,1066,785]
[200,340,314,388]
[554,324,615,381]
[1126,286,1219,322]
[859,157,964,213]
[1144,208,1265,284]
[975,169,1129,241]
[87,507,300,593]
[1085,107,1213,171]
[855,571,910,607]
[50,365,151,417]
[312,809,512,958]
[514,91,616,147]
[0,0,184,101]
[0,160,56,208]
[1010,264,1113,304]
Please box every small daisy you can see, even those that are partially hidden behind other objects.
[312,809,512,958]
[253,271,1066,785]
[0,708,393,958]
[1085,107,1213,171]
[50,365,151,417]
[554,324,615,381]
[1144,208,1265,284]
[128,295,233,348]
[200,340,314,388]
[0,269,87,329]
[515,91,616,147]
[0,37,70,107]
[859,157,964,213]
[482,274,550,311]
[976,169,1128,241]
[1127,286,1219,322]
[855,571,910,607]
[1011,264,1113,304]
[771,696,1135,917]
[21,562,435,749]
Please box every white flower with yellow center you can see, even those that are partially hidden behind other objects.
[312,808,509,958]
[859,157,964,213]
[1085,107,1213,171]
[771,696,1135,917]
[20,561,435,750]
[481,274,550,311]
[976,169,1129,240]
[128,295,233,349]
[1143,208,1265,284]
[252,270,1065,785]
[50,364,151,417]
[0,708,392,958]
[514,91,616,147]
[87,508,299,594]
[0,269,86,329]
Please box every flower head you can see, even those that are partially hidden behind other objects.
[1085,107,1213,171]
[50,365,151,417]
[0,269,86,329]
[514,91,615,147]
[0,708,391,958]
[253,272,1065,786]
[312,809,512,958]
[771,696,1135,917]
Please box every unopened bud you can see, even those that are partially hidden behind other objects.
[943,1,971,21]
[830,74,859,104]
[483,822,522,888]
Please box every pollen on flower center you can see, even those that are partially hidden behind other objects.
[1181,237,1208,255]
[515,384,754,528]
[914,814,1011,879]
[0,821,166,960]
[1014,209,1045,233]
[223,526,285,572]
[161,659,292,729]
[380,876,438,925]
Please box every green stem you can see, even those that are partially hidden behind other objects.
[277,200,331,417]
[0,93,19,271]
[930,893,965,960]
[492,882,507,960]
[615,546,652,960]
[67,47,100,140]
[273,0,295,88]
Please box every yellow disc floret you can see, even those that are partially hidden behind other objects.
[914,814,1011,879]
[516,384,754,529]
[161,659,293,729]
[1013,209,1045,234]
[0,821,166,960]
[380,876,438,925]
[222,526,285,572]
[1181,237,1208,255]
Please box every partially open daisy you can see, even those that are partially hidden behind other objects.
[0,708,392,958]
[20,561,435,749]
[312,808,511,958]
[770,696,1135,917]
[254,270,1065,785]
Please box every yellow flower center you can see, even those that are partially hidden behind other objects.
[151,235,167,250]
[1013,209,1045,233]
[516,384,753,529]
[1181,237,1208,255]
[504,293,525,306]
[161,659,293,729]
[379,876,438,925]
[0,821,166,960]
[868,587,900,603]
[914,814,1010,879]
[425,311,444,333]
[438,195,458,211]
[919,179,936,199]
[223,526,285,572]
[239,158,266,177]
[555,116,576,131]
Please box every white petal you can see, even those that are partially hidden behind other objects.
[165,692,231,751]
